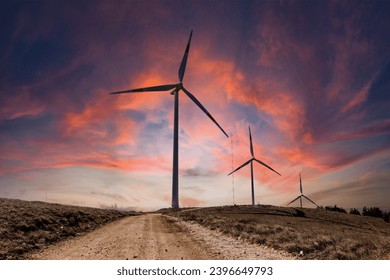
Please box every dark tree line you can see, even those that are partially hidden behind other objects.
[361,206,389,223]
[320,205,389,223]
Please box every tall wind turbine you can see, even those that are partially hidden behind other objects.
[228,126,281,206]
[109,31,229,209]
[287,173,318,208]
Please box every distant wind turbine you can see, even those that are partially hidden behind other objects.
[287,173,318,208]
[109,30,229,209]
[228,126,281,206]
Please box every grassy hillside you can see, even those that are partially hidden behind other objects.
[0,198,138,259]
[164,205,390,260]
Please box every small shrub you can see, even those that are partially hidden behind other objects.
[313,235,333,250]
[67,216,78,226]
[325,205,347,213]
[273,225,283,233]
[253,236,267,245]
[233,223,244,231]
[254,224,272,234]
[15,222,36,233]
[238,219,251,224]
[185,213,196,221]
[349,208,361,215]
[245,224,256,233]
[383,212,389,223]
[294,209,305,217]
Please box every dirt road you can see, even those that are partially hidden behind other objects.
[29,214,294,260]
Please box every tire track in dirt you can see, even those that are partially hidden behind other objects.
[29,213,294,260]
[29,214,215,260]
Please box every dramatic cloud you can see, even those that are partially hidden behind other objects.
[0,0,389,210]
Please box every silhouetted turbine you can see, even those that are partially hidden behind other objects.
[287,173,318,208]
[109,31,228,209]
[228,126,281,206]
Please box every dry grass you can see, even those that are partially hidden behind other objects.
[0,198,138,259]
[164,205,390,260]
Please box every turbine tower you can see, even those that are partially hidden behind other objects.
[109,31,228,209]
[287,173,318,208]
[228,126,281,206]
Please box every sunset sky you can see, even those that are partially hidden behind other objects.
[1,0,389,210]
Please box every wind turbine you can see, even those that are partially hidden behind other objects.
[228,126,281,206]
[109,31,229,209]
[287,173,318,208]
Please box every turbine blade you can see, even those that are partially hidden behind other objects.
[300,173,303,194]
[228,158,252,176]
[249,126,254,157]
[182,87,229,138]
[302,195,319,207]
[253,158,281,176]
[178,30,193,82]
[287,196,301,206]
[109,84,177,95]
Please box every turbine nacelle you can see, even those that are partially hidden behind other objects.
[169,83,183,95]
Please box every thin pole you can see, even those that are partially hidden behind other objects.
[230,133,235,205]
[172,90,179,209]
[250,160,254,206]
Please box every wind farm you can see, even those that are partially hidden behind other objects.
[1,0,390,265]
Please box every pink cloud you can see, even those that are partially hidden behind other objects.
[0,91,45,121]
[341,73,378,113]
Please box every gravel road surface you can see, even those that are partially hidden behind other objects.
[30,214,294,260]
